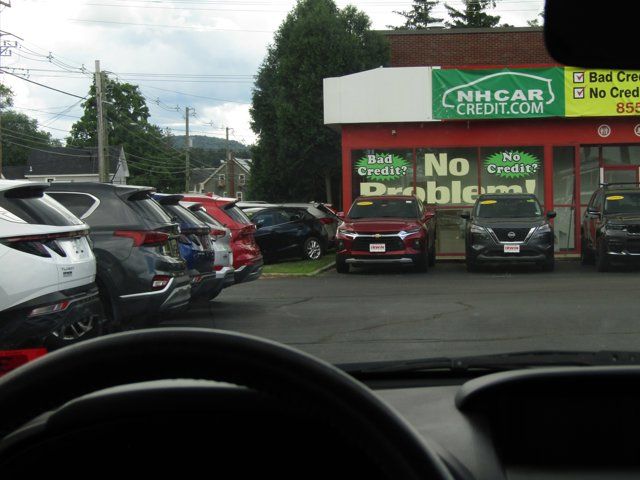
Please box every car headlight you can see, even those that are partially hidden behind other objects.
[399,227,422,239]
[535,224,552,235]
[605,224,627,232]
[337,228,357,239]
[470,224,487,235]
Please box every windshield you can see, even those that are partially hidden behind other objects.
[475,197,543,218]
[604,193,640,214]
[348,198,419,219]
[6,2,640,376]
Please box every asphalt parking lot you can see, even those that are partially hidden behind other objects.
[162,261,640,364]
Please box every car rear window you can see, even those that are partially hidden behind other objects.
[128,196,173,224]
[45,192,99,219]
[162,203,206,228]
[348,198,419,219]
[192,209,225,229]
[223,204,252,225]
[0,188,83,226]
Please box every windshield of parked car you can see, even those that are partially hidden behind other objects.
[348,198,419,219]
[475,197,542,218]
[604,192,640,214]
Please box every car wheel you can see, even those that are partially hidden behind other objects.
[542,254,555,272]
[336,258,349,274]
[596,240,610,272]
[45,315,102,350]
[413,253,429,273]
[302,237,323,260]
[466,259,478,272]
[581,235,595,265]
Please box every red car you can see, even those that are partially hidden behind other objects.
[182,194,263,284]
[335,195,436,273]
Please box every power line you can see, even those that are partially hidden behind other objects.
[1,69,86,99]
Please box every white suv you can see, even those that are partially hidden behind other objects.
[0,180,103,354]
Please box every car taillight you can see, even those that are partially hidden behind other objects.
[0,348,48,376]
[114,230,170,246]
[214,265,224,271]
[319,218,335,225]
[151,274,171,290]
[1,230,89,258]
[191,275,203,284]
[210,228,226,237]
[28,300,71,317]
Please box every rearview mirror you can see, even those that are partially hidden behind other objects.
[546,211,557,219]
[460,212,471,220]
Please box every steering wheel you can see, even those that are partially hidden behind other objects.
[0,328,452,479]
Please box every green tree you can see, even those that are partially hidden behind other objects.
[1,111,59,166]
[249,0,389,203]
[445,0,501,28]
[392,0,443,29]
[68,77,184,191]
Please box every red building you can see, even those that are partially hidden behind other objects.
[324,27,640,257]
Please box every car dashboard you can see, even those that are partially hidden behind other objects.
[371,366,640,479]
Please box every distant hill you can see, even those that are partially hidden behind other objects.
[171,135,248,152]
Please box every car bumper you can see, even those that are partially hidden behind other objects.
[468,240,552,264]
[119,272,191,326]
[217,266,236,288]
[189,271,220,300]
[234,258,264,284]
[338,253,420,266]
[0,285,103,350]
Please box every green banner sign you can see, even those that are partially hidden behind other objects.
[354,153,410,182]
[433,68,565,120]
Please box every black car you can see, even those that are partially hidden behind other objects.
[243,206,328,262]
[462,194,556,271]
[46,183,191,330]
[581,183,640,271]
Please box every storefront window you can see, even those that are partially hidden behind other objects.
[479,146,544,201]
[601,145,640,165]
[553,147,577,252]
[580,146,600,205]
[415,148,479,255]
[351,149,414,199]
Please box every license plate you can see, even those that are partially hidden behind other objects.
[369,243,386,253]
[504,245,520,253]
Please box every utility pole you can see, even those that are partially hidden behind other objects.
[0,1,13,178]
[184,107,194,192]
[95,60,108,183]
[226,127,234,198]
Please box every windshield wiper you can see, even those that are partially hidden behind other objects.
[339,350,640,375]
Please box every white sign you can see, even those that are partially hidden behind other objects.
[598,124,612,138]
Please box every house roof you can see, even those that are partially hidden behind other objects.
[26,145,125,176]
[1,165,27,180]
[189,168,217,187]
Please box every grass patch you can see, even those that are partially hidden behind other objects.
[262,254,335,275]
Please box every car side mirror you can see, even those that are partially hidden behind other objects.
[586,207,601,218]
[546,211,557,219]
[460,212,471,220]
[255,219,265,228]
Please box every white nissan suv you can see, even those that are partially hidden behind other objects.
[0,180,103,362]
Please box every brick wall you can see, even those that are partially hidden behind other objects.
[384,27,559,68]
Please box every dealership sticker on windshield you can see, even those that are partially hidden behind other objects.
[370,243,386,253]
[504,245,520,253]
[480,200,497,205]
[607,195,624,201]
[357,201,373,206]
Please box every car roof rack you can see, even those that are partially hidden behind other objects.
[600,182,640,189]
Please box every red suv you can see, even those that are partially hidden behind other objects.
[336,195,436,273]
[182,194,263,284]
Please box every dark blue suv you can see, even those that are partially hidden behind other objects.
[153,194,219,302]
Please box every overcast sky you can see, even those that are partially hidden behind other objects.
[0,0,544,147]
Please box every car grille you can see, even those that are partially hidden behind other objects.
[490,227,532,243]
[352,236,405,252]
